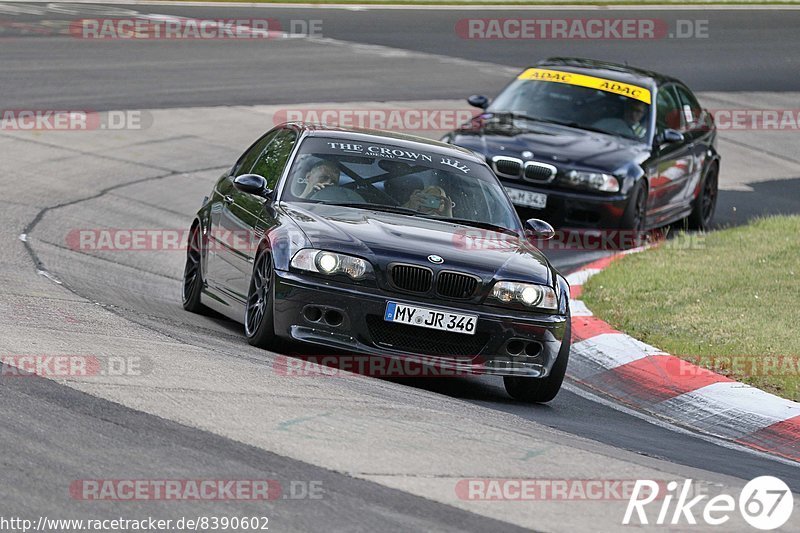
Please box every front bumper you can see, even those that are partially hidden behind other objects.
[272,270,568,377]
[503,180,629,229]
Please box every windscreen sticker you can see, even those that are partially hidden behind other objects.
[440,157,471,174]
[326,141,433,162]
[517,68,652,104]
[322,141,473,173]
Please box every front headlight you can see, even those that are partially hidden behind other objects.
[565,170,620,193]
[489,281,558,311]
[291,249,371,280]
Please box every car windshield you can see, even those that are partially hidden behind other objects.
[281,136,522,232]
[488,74,652,141]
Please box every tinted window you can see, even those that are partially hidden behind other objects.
[656,85,683,132]
[674,85,703,130]
[250,129,298,189]
[232,131,278,177]
[281,137,521,232]
[488,76,652,141]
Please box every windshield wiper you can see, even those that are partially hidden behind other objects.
[327,203,520,236]
[326,202,420,216]
[539,119,618,136]
[491,113,618,136]
[416,215,519,236]
[489,111,544,123]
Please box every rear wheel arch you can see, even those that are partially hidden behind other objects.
[191,217,209,270]
[182,218,208,314]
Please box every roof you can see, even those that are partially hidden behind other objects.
[284,122,483,161]
[534,57,684,90]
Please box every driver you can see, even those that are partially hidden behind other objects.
[624,99,647,138]
[592,99,648,139]
[404,185,453,217]
[299,160,340,198]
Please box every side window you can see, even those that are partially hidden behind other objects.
[656,85,683,133]
[231,131,278,177]
[250,129,298,190]
[674,85,703,131]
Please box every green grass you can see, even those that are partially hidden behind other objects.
[582,216,800,401]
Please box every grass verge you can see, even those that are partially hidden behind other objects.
[582,215,800,401]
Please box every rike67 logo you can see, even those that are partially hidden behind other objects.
[624,477,793,530]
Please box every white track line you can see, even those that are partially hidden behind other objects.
[653,381,800,438]
[572,332,667,370]
[566,268,601,286]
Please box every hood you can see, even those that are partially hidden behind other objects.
[282,202,553,286]
[452,119,651,173]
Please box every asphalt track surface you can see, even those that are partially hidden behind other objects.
[2,2,800,531]
[2,3,800,110]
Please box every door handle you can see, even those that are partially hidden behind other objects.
[223,195,234,204]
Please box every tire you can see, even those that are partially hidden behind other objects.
[503,317,571,403]
[620,179,647,233]
[687,162,718,231]
[244,247,278,349]
[182,223,207,314]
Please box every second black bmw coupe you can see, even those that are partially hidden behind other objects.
[182,123,571,402]
[442,57,721,233]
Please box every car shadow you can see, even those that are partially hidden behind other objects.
[713,177,800,229]
[276,344,548,407]
[385,375,517,404]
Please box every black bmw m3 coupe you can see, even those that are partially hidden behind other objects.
[182,123,571,402]
[442,57,720,233]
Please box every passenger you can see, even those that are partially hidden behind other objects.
[404,185,453,217]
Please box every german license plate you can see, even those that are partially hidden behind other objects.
[505,187,547,209]
[384,301,477,335]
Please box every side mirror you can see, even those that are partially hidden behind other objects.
[467,94,489,110]
[658,129,684,145]
[524,218,555,240]
[233,174,272,198]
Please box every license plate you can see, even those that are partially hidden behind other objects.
[384,301,477,335]
[505,187,547,209]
